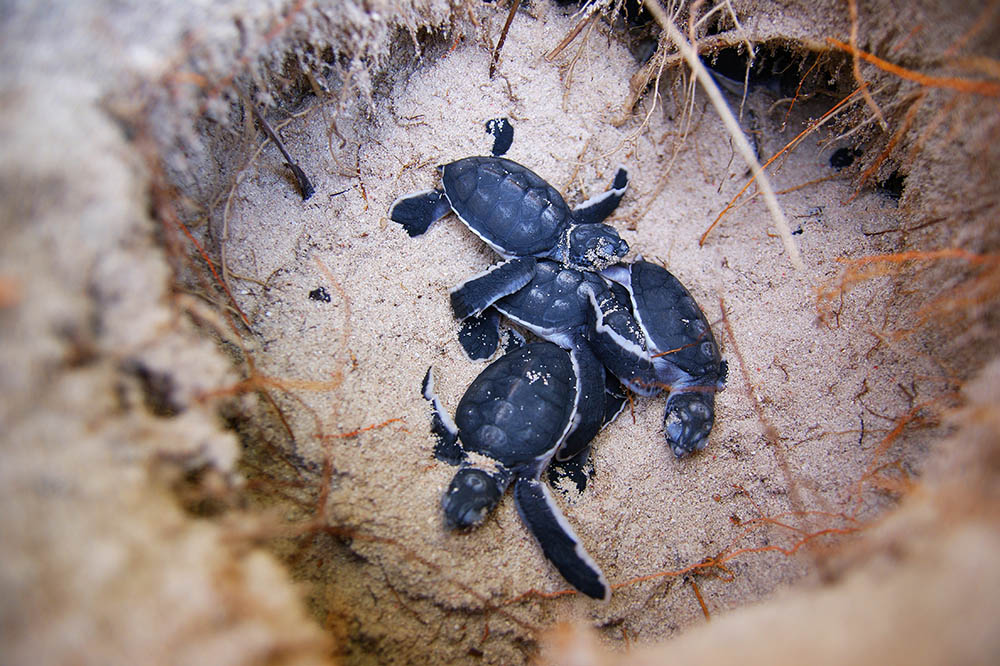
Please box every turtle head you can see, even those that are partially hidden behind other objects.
[564,223,629,270]
[663,390,716,458]
[442,468,504,529]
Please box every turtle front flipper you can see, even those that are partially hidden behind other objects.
[584,285,660,396]
[513,475,609,601]
[450,257,537,320]
[421,368,464,465]
[571,166,629,225]
[389,189,452,237]
[556,342,606,462]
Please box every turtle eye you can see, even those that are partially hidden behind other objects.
[464,474,487,491]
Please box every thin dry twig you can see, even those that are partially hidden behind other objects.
[702,84,866,245]
[642,0,803,269]
[490,0,521,78]
[847,0,888,130]
[561,12,601,109]
[828,38,1000,96]
[545,3,597,62]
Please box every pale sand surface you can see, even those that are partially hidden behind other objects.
[216,6,941,659]
[3,2,998,664]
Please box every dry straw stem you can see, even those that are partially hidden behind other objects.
[847,0,888,130]
[641,0,804,270]
[828,37,1000,96]
[544,0,607,62]
[702,84,867,245]
[817,249,1000,330]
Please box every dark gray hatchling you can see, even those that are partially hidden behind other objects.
[422,341,610,600]
[389,157,630,319]
[590,259,728,457]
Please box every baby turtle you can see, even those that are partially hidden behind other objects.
[592,259,727,457]
[390,157,630,319]
[422,341,610,600]
[457,259,632,464]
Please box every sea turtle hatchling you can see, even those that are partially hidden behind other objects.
[422,341,610,600]
[389,156,630,319]
[456,259,637,463]
[590,259,728,458]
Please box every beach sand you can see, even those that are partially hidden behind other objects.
[2,1,998,664]
[217,6,950,661]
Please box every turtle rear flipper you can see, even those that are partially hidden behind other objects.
[547,446,592,493]
[485,117,514,157]
[457,310,502,360]
[571,166,629,225]
[389,189,451,237]
[585,286,659,396]
[450,257,537,320]
[546,373,625,493]
[457,311,527,361]
[513,476,609,601]
[421,368,464,465]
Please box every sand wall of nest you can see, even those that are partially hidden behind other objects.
[2,1,998,664]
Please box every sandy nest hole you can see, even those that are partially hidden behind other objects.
[2,1,1000,664]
